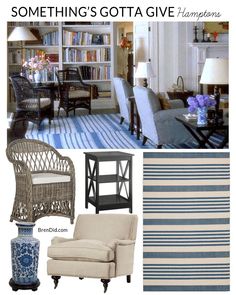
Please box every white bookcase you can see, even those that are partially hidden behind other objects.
[7,21,116,111]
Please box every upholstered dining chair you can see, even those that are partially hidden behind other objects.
[6,139,75,224]
[113,77,133,126]
[47,214,138,292]
[56,68,93,116]
[10,75,53,129]
[133,86,192,147]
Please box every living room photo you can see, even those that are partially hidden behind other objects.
[7,21,229,149]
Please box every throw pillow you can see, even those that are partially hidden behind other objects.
[158,93,171,110]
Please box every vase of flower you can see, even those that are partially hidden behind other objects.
[22,55,51,83]
[197,107,207,125]
[9,223,40,291]
[34,71,41,83]
[187,94,216,125]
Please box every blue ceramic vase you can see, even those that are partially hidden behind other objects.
[197,107,207,125]
[10,223,40,291]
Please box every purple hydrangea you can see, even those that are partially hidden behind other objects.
[187,95,216,113]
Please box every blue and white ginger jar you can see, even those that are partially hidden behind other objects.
[11,223,40,285]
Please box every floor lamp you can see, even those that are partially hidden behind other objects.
[135,62,155,87]
[200,58,228,119]
[8,26,37,70]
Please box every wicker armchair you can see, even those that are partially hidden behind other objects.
[56,68,93,116]
[6,139,75,224]
[10,75,54,129]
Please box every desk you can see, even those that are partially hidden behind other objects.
[128,96,141,140]
[176,115,228,149]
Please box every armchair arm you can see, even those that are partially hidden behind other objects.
[154,108,193,145]
[169,99,184,109]
[109,239,136,277]
[55,155,75,174]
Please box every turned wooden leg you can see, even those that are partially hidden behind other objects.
[52,276,61,289]
[101,279,110,293]
[120,117,124,124]
[127,275,131,283]
[142,136,148,145]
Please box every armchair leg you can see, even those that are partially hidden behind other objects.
[142,136,148,145]
[101,279,110,293]
[157,144,162,149]
[51,276,61,289]
[120,117,124,124]
[127,275,131,283]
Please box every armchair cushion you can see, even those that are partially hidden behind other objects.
[69,89,90,99]
[169,99,185,109]
[31,172,71,185]
[48,239,114,262]
[19,97,51,110]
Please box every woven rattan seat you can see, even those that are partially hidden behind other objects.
[6,139,75,224]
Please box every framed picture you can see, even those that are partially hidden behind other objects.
[204,22,229,33]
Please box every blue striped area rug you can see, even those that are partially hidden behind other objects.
[143,152,230,291]
[25,114,227,149]
[25,114,153,149]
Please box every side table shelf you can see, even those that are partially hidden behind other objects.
[84,152,133,214]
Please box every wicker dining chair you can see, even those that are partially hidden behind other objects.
[6,139,75,224]
[10,75,54,129]
[56,68,93,116]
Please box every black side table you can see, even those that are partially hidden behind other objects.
[84,152,133,214]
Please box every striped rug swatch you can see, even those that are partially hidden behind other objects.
[143,152,230,291]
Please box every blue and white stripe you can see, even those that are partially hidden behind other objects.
[143,152,230,291]
[25,114,227,149]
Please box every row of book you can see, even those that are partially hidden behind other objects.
[63,30,110,45]
[80,65,111,80]
[63,48,111,62]
[43,31,59,46]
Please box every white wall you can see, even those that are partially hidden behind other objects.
[150,22,229,93]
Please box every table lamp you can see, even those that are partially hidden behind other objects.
[135,62,155,87]
[200,58,228,117]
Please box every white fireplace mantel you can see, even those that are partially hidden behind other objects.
[189,42,228,92]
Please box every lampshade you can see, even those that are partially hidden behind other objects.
[200,58,228,85]
[8,26,37,42]
[135,62,155,78]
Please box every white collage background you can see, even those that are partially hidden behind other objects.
[0,0,234,294]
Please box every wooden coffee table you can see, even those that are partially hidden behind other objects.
[176,115,228,149]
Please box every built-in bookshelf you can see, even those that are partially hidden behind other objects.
[7,21,115,110]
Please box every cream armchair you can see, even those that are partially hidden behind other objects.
[47,214,138,292]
